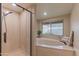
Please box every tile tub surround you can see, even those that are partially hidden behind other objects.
[36,46,74,56]
[36,37,75,56]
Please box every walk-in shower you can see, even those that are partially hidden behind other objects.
[0,3,32,56]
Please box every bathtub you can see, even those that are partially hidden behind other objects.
[36,37,74,56]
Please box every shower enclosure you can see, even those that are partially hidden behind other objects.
[0,3,32,56]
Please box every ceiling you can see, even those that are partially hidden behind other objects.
[2,3,33,13]
[2,3,73,20]
[36,3,73,20]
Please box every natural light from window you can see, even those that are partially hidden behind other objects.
[42,22,63,35]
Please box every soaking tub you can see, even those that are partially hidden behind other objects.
[36,37,75,56]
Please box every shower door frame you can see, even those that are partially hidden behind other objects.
[0,3,1,56]
[0,3,33,56]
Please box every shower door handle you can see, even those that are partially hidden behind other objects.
[4,32,7,43]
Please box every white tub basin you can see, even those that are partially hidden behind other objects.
[36,37,65,47]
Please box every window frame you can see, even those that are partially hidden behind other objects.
[42,20,64,36]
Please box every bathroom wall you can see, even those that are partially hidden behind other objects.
[2,8,20,54]
[70,4,79,55]
[37,14,70,40]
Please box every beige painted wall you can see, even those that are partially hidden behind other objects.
[37,14,70,40]
[2,8,20,54]
[70,4,79,56]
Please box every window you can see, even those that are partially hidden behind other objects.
[42,21,63,35]
[42,24,50,34]
[51,22,63,35]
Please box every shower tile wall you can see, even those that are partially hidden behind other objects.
[20,10,30,55]
[2,8,20,55]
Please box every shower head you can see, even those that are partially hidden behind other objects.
[3,11,13,16]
